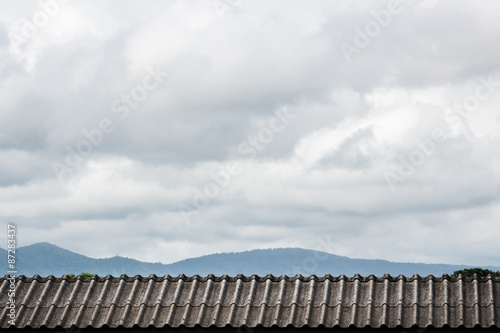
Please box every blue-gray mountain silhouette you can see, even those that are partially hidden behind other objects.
[2,242,498,277]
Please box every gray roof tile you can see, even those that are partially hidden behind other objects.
[1,274,499,329]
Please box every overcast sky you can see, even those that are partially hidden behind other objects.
[1,0,500,267]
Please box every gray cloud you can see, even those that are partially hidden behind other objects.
[0,0,499,267]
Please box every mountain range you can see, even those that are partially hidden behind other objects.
[1,242,499,277]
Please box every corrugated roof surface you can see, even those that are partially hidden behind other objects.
[1,274,499,329]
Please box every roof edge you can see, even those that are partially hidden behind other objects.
[3,273,500,282]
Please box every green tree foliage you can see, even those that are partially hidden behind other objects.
[452,268,500,277]
[68,273,92,278]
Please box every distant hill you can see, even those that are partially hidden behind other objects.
[0,242,166,277]
[1,242,499,277]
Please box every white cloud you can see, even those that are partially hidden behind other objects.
[0,0,499,267]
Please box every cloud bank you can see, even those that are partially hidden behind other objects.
[1,0,499,266]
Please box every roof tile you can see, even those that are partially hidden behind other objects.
[1,274,499,329]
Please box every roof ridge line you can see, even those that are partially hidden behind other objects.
[4,274,500,282]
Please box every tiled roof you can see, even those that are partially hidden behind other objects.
[1,274,499,329]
